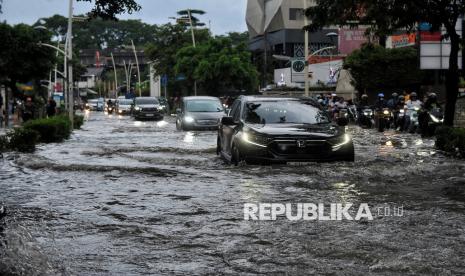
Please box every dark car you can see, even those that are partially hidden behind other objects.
[217,96,355,165]
[176,96,225,131]
[132,97,164,121]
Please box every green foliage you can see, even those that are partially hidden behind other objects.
[77,0,141,21]
[23,116,72,143]
[38,15,157,50]
[175,37,259,96]
[74,115,85,129]
[343,44,423,92]
[435,126,465,157]
[7,128,39,153]
[0,135,7,153]
[145,23,212,95]
[0,23,56,95]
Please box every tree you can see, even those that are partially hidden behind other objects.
[77,0,141,20]
[175,37,259,96]
[344,44,423,93]
[36,15,157,50]
[306,0,465,126]
[177,9,206,27]
[0,23,56,96]
[145,23,212,96]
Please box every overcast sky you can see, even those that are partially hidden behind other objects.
[0,0,248,35]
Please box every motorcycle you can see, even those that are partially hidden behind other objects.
[408,106,421,134]
[376,108,393,132]
[347,105,358,123]
[395,109,406,131]
[420,107,444,136]
[358,107,374,128]
[106,105,115,115]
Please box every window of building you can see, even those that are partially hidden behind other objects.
[289,8,302,21]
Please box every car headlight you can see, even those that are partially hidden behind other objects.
[134,106,141,111]
[383,110,390,115]
[242,132,269,148]
[430,114,443,123]
[414,107,420,111]
[400,110,405,114]
[184,116,195,123]
[330,134,351,149]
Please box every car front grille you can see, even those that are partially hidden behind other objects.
[269,139,331,156]
[141,108,158,112]
[196,119,218,125]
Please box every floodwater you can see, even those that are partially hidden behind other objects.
[1,112,465,275]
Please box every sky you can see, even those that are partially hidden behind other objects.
[0,0,248,35]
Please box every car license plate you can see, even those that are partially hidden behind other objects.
[145,114,154,117]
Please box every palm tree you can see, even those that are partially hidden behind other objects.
[176,9,206,27]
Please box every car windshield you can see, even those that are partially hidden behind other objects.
[135,98,158,105]
[185,100,223,112]
[119,100,133,105]
[243,100,330,125]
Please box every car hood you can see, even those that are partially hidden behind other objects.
[246,123,340,138]
[185,112,225,120]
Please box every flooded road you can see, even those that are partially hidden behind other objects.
[1,112,465,275]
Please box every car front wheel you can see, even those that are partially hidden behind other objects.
[231,144,242,166]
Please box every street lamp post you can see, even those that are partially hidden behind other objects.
[303,0,310,97]
[111,53,118,96]
[67,0,74,125]
[131,40,142,97]
[187,9,198,96]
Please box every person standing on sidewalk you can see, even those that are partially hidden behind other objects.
[46,98,57,117]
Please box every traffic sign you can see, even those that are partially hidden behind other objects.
[161,74,168,87]
[291,58,306,83]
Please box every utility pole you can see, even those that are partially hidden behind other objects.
[67,0,74,125]
[187,9,198,96]
[111,53,118,96]
[131,40,142,97]
[303,0,310,97]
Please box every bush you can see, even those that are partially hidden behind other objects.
[0,135,7,153]
[23,116,72,143]
[74,115,84,129]
[435,126,465,156]
[7,128,39,153]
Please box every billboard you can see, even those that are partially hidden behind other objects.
[338,27,370,55]
[420,20,463,70]
[386,33,416,48]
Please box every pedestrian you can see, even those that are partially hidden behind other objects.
[46,98,57,117]
[22,97,34,123]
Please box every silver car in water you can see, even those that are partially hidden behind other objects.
[176,96,226,131]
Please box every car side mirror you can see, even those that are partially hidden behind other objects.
[176,108,182,114]
[337,117,348,127]
[221,116,237,126]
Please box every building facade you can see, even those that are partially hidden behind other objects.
[246,0,338,58]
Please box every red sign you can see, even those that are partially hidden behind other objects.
[420,31,442,42]
[339,28,370,55]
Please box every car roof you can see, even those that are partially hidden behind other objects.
[183,96,220,101]
[240,95,307,101]
[135,97,157,99]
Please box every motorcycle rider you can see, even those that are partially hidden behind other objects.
[107,99,115,114]
[374,93,387,111]
[403,92,423,131]
[395,95,406,130]
[387,93,399,109]
[419,93,441,136]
